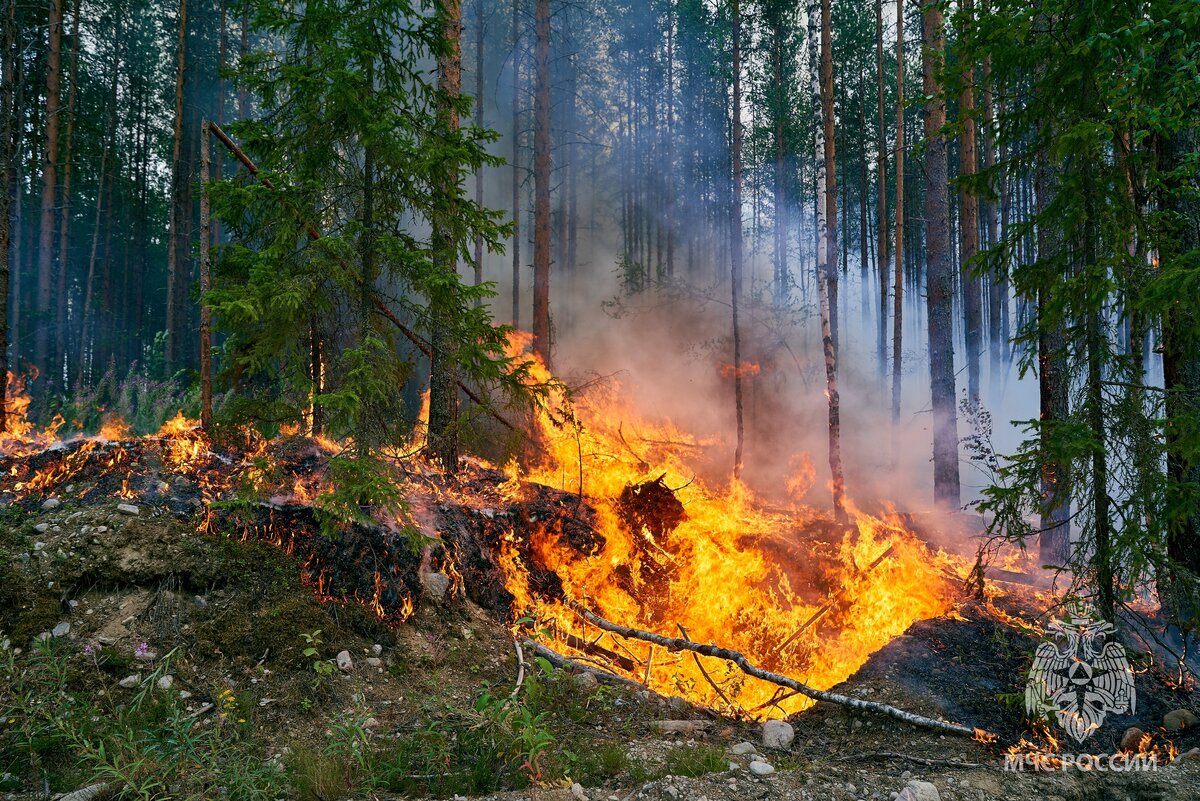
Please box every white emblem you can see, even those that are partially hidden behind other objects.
[1025,605,1135,743]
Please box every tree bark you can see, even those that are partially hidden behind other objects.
[0,0,15,431]
[532,0,550,365]
[53,0,80,387]
[876,0,887,385]
[820,0,838,355]
[957,0,981,404]
[199,122,212,431]
[922,0,960,508]
[730,0,745,478]
[429,0,463,472]
[510,0,522,327]
[983,56,1002,397]
[891,0,905,422]
[34,0,64,383]
[473,0,485,295]
[165,0,188,376]
[808,0,845,519]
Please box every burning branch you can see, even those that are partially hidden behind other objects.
[571,604,996,740]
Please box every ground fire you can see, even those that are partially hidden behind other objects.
[0,334,972,726]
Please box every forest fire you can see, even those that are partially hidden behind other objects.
[0,350,968,722]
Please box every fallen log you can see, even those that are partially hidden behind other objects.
[523,639,646,693]
[570,604,996,740]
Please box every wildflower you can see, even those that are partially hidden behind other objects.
[82,643,97,657]
[134,642,151,659]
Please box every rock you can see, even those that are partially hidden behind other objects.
[1119,726,1146,752]
[419,570,451,601]
[371,643,383,656]
[116,503,140,516]
[748,760,775,777]
[118,674,141,689]
[572,671,600,693]
[58,783,109,801]
[33,541,46,551]
[41,498,61,511]
[362,717,380,729]
[650,719,712,735]
[1171,747,1200,766]
[761,719,795,750]
[366,657,382,668]
[896,780,940,801]
[157,675,174,691]
[1164,709,1199,732]
[179,690,192,700]
[51,622,70,638]
[570,783,588,801]
[34,523,50,533]
[731,741,757,756]
[846,784,858,795]
[192,595,208,608]
[336,650,354,672]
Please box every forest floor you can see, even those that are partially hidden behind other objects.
[2,496,1200,801]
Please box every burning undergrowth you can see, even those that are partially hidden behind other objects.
[0,337,974,723]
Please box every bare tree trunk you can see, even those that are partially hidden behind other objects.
[820,0,838,355]
[891,0,905,422]
[532,0,550,365]
[199,121,212,430]
[808,0,845,519]
[473,0,485,295]
[34,0,63,383]
[429,0,463,472]
[876,0,887,385]
[772,17,786,304]
[858,65,869,334]
[165,0,188,376]
[922,0,960,508]
[238,3,248,119]
[730,0,745,477]
[0,0,16,430]
[510,0,521,327]
[665,4,675,278]
[957,0,981,404]
[53,0,79,387]
[983,56,1002,397]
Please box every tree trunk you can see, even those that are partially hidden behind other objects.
[0,0,15,431]
[165,0,188,376]
[429,0,463,472]
[772,18,786,304]
[1034,127,1070,565]
[199,121,212,431]
[983,56,1002,397]
[730,0,745,477]
[34,0,64,383]
[53,0,80,387]
[922,0,960,508]
[957,0,981,404]
[510,0,521,327]
[891,0,905,422]
[876,0,887,385]
[665,4,675,279]
[473,0,485,295]
[808,0,845,519]
[820,0,838,355]
[532,0,550,365]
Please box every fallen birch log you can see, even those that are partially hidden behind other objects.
[523,639,647,693]
[570,604,996,741]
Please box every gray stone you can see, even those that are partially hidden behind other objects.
[1119,726,1146,752]
[118,674,141,689]
[570,783,587,801]
[1164,709,1199,732]
[41,498,61,511]
[571,671,600,693]
[730,741,757,756]
[34,523,50,533]
[1171,747,1200,765]
[52,622,70,638]
[846,784,858,795]
[366,657,382,668]
[116,503,140,516]
[371,643,383,656]
[748,760,775,777]
[761,719,795,749]
[192,595,208,608]
[896,780,940,801]
[420,570,451,600]
[336,650,354,672]
[58,783,109,801]
[32,541,46,551]
[156,675,174,691]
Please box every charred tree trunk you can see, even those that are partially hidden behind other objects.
[165,0,188,377]
[891,0,905,422]
[532,0,550,365]
[730,0,745,477]
[34,0,64,383]
[808,0,845,519]
[922,0,960,508]
[429,0,464,472]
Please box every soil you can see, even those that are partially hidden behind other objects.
[2,493,1199,801]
